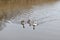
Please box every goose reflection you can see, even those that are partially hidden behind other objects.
[21,20,25,28]
[0,0,59,30]
[27,19,38,30]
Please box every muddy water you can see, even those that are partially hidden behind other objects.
[0,0,60,40]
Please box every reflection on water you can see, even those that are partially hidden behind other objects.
[0,0,60,40]
[0,0,60,30]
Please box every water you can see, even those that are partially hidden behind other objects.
[0,1,60,40]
